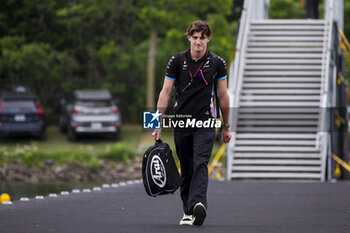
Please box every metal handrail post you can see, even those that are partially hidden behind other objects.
[320,0,336,181]
[227,0,253,180]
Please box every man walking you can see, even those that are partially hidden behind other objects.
[152,20,231,226]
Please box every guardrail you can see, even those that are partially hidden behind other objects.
[332,154,350,178]
[338,28,350,69]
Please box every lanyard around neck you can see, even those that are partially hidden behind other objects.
[184,49,208,80]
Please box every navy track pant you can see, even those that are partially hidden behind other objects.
[174,127,216,215]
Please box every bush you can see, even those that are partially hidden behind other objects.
[0,142,137,169]
[0,150,5,165]
[88,156,100,173]
[100,142,136,163]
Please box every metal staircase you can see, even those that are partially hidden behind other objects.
[227,0,344,181]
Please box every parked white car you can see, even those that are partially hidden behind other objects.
[59,90,121,141]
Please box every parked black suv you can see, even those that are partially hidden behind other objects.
[0,87,46,139]
[59,90,122,140]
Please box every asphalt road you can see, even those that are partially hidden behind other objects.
[0,180,350,233]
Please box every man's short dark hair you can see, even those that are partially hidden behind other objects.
[185,20,212,37]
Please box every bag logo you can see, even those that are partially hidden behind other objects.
[150,155,166,188]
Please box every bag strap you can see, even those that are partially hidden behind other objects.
[155,139,163,144]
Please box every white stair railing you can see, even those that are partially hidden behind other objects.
[227,0,343,181]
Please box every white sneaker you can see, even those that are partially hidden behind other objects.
[192,202,207,226]
[179,213,193,226]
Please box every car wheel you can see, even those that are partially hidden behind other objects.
[38,129,47,141]
[67,127,77,141]
[59,124,67,133]
[112,130,122,141]
[59,117,67,133]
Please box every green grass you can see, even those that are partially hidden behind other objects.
[0,125,144,167]
[0,125,141,154]
[0,125,226,166]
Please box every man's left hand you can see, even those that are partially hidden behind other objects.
[221,128,232,144]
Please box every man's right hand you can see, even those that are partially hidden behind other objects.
[152,129,162,141]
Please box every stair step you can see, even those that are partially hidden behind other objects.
[248,41,324,47]
[235,133,317,139]
[250,31,324,36]
[238,114,319,119]
[232,159,321,165]
[246,48,322,53]
[245,59,322,65]
[236,127,317,133]
[239,102,319,107]
[230,172,322,179]
[249,37,324,42]
[232,166,321,172]
[233,152,320,159]
[250,25,325,31]
[235,140,315,146]
[244,65,322,70]
[241,89,320,94]
[238,119,318,125]
[241,94,320,99]
[243,83,321,88]
[243,78,321,83]
[246,53,323,58]
[245,71,321,77]
[238,107,319,113]
[232,159,320,164]
[251,19,325,25]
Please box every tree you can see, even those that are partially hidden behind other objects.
[0,0,237,124]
